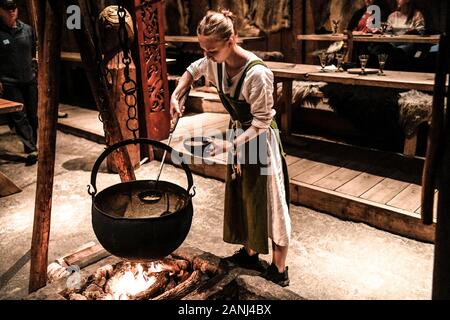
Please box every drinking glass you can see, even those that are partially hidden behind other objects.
[380,22,389,34]
[318,51,327,72]
[335,53,344,72]
[359,54,369,75]
[332,20,340,35]
[378,53,388,76]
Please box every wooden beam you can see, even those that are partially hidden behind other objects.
[65,0,136,182]
[29,0,64,293]
[431,0,450,299]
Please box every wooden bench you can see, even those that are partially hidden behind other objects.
[0,98,24,197]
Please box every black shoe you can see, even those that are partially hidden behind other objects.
[262,263,290,287]
[225,247,261,270]
[25,151,38,166]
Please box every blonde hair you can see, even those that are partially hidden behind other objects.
[197,9,236,41]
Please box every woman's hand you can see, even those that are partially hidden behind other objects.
[206,138,233,157]
[170,93,184,120]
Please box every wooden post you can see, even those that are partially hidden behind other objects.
[133,0,170,142]
[66,0,136,182]
[430,0,450,300]
[29,0,64,293]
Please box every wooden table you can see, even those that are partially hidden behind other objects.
[305,69,439,92]
[265,61,446,156]
[0,98,24,197]
[0,98,23,114]
[297,33,440,66]
[297,33,441,44]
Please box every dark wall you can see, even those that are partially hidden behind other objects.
[16,1,448,64]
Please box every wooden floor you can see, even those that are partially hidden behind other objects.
[58,104,436,242]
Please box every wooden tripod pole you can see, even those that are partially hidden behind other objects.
[65,0,136,182]
[29,0,64,293]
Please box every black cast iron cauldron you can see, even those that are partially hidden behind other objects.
[88,138,195,261]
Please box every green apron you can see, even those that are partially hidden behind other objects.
[216,60,290,254]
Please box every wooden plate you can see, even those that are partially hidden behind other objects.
[347,68,379,75]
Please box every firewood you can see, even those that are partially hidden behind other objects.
[93,264,114,288]
[158,259,190,274]
[47,262,69,283]
[177,269,191,283]
[61,275,89,297]
[164,277,177,292]
[84,283,106,300]
[129,272,169,300]
[182,273,227,300]
[152,270,203,300]
[100,293,114,300]
[69,293,88,300]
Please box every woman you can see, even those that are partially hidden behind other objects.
[386,0,427,70]
[387,0,425,36]
[170,10,291,287]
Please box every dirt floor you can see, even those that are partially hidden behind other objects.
[0,125,434,300]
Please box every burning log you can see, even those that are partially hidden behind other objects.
[128,272,169,300]
[62,258,197,300]
[158,258,190,274]
[152,270,203,300]
[103,263,169,300]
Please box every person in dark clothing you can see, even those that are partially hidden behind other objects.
[347,0,390,33]
[0,0,38,164]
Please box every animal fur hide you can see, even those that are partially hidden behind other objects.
[276,81,327,109]
[248,0,291,33]
[398,90,432,137]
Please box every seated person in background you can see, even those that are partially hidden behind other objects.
[386,0,428,70]
[347,0,389,34]
[387,0,425,36]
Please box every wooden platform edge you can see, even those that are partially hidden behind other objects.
[0,171,22,197]
[290,181,435,243]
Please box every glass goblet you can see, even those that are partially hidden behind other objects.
[377,53,388,76]
[380,22,389,34]
[332,20,340,35]
[318,51,327,72]
[336,53,344,72]
[359,54,369,75]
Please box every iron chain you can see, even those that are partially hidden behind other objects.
[118,0,139,140]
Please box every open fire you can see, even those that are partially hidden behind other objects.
[29,246,302,300]
[63,258,193,300]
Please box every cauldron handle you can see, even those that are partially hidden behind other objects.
[88,138,194,197]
